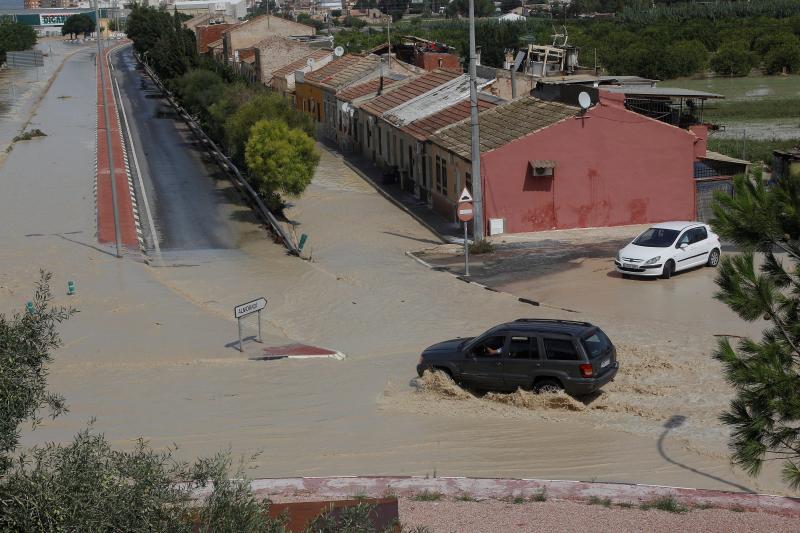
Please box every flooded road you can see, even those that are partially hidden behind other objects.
[2,44,789,496]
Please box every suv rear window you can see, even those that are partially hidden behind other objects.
[582,330,612,360]
[543,338,579,361]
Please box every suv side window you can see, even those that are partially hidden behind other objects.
[544,338,580,361]
[471,335,506,358]
[507,336,539,359]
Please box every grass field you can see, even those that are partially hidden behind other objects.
[707,137,798,165]
[662,74,800,155]
[662,74,800,102]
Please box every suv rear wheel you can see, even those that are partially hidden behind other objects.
[534,378,563,394]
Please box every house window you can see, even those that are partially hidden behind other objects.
[378,127,382,155]
[466,172,472,193]
[367,123,372,148]
[435,156,448,193]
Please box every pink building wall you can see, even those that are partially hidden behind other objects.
[481,93,697,234]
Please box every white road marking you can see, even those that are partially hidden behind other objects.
[110,49,160,255]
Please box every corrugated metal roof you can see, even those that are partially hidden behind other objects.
[382,74,491,126]
[601,86,723,99]
[337,76,403,102]
[401,97,498,141]
[271,49,333,79]
[358,70,461,116]
[304,54,381,90]
[703,150,751,166]
[431,96,579,160]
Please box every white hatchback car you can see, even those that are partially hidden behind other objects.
[615,221,721,279]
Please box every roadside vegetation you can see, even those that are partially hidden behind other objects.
[336,4,800,79]
[125,6,318,213]
[707,137,798,165]
[0,17,37,64]
[711,171,800,490]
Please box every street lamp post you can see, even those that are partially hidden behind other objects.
[96,0,122,258]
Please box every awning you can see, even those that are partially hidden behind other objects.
[703,150,750,166]
[529,160,556,169]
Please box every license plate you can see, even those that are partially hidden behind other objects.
[601,358,610,368]
[623,263,638,269]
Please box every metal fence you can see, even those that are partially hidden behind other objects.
[7,50,44,68]
[696,178,732,223]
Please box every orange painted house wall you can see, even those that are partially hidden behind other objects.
[480,93,697,233]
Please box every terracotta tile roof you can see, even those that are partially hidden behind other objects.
[304,54,381,90]
[271,49,333,79]
[358,69,461,116]
[337,77,401,102]
[401,97,499,141]
[431,96,579,159]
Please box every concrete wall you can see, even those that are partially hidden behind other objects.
[223,15,314,61]
[480,93,696,234]
[254,36,314,84]
[427,142,471,221]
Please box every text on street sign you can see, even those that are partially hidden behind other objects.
[234,297,267,319]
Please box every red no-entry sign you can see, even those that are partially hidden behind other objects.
[458,202,474,222]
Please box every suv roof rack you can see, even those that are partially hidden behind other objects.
[513,318,593,327]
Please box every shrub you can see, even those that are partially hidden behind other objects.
[640,496,688,513]
[764,42,800,73]
[468,239,495,255]
[244,119,319,198]
[710,42,758,76]
[411,490,442,501]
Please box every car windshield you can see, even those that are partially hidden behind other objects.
[633,228,680,248]
[582,330,612,360]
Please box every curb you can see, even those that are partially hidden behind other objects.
[187,476,800,518]
[332,149,447,245]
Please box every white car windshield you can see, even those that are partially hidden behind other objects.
[633,228,680,248]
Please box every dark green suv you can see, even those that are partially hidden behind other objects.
[416,319,619,396]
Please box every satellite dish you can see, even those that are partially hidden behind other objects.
[578,91,592,110]
[334,46,345,57]
[341,102,351,113]
[306,57,315,67]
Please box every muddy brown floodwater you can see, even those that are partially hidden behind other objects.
[1,44,791,500]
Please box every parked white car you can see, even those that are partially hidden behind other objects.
[615,221,721,279]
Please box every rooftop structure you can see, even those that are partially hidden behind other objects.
[431,96,579,160]
[359,69,461,117]
[382,74,492,127]
[400,95,500,142]
[304,54,381,90]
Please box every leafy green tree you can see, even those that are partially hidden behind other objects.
[711,173,800,490]
[171,69,226,120]
[224,93,314,165]
[0,18,36,63]
[764,41,800,73]
[710,42,757,76]
[61,14,95,39]
[0,272,73,474]
[245,119,319,198]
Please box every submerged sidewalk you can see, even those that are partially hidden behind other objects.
[318,138,464,244]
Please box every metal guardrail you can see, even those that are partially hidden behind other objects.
[134,52,300,256]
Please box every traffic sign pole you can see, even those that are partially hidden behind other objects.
[457,188,475,277]
[464,221,470,277]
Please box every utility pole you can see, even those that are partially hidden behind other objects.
[386,14,391,70]
[468,0,483,240]
[96,0,122,258]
